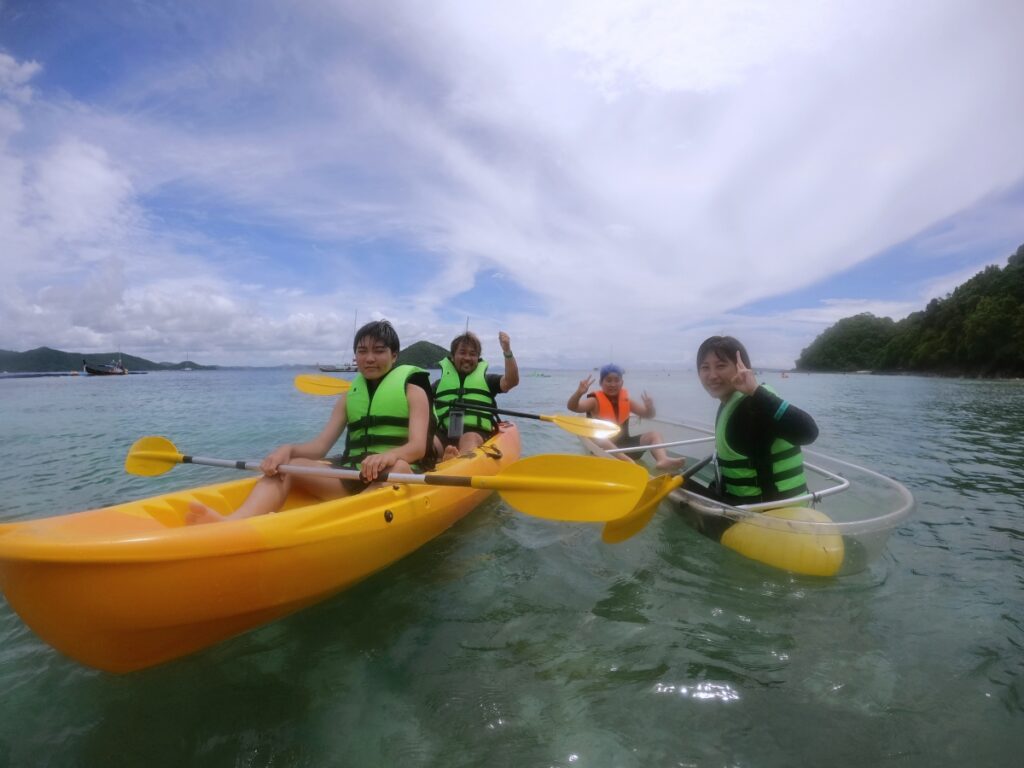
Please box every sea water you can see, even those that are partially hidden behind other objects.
[0,369,1021,767]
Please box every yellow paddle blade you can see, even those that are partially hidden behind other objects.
[294,374,352,396]
[486,454,648,522]
[125,435,182,476]
[540,414,621,439]
[602,474,683,543]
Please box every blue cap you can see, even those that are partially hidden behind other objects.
[599,363,624,381]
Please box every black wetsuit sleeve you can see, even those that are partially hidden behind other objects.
[725,386,818,457]
[408,370,438,468]
[408,370,435,406]
[485,373,503,397]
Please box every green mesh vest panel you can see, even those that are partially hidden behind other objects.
[341,364,424,469]
[715,388,809,501]
[434,357,497,433]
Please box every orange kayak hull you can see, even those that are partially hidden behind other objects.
[0,425,520,672]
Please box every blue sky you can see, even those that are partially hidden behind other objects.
[1,0,1022,369]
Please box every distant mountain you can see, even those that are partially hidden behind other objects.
[0,347,216,373]
[397,341,447,369]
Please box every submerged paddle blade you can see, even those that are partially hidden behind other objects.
[602,473,683,543]
[125,435,182,476]
[489,454,647,523]
[294,374,352,396]
[542,414,621,440]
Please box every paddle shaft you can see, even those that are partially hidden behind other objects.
[450,401,554,423]
[137,452,640,495]
[605,436,713,454]
[682,454,715,479]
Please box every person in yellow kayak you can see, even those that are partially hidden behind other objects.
[433,330,520,461]
[567,363,685,471]
[694,335,818,506]
[186,319,435,524]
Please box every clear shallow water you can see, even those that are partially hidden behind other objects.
[0,369,1021,767]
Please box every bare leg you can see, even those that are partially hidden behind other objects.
[186,459,350,525]
[594,436,636,463]
[643,432,686,471]
[457,432,484,454]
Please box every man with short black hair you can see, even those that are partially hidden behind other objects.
[434,331,520,460]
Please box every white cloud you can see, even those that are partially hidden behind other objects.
[1,1,1022,368]
[0,51,40,103]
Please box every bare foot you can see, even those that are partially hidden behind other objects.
[655,457,686,471]
[185,501,225,525]
[442,445,461,461]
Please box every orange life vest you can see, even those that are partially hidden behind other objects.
[592,388,631,425]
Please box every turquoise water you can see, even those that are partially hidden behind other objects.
[0,369,1021,766]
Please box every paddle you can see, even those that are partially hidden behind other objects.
[126,436,648,523]
[291,376,620,440]
[605,436,713,455]
[600,454,714,543]
[449,401,620,440]
[294,374,352,396]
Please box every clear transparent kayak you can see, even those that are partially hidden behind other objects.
[581,417,913,577]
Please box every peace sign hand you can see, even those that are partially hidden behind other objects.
[640,390,656,418]
[577,374,594,395]
[732,351,758,395]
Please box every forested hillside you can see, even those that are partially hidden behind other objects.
[396,341,448,369]
[796,243,1024,377]
[0,347,209,373]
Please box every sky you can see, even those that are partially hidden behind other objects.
[1,0,1022,369]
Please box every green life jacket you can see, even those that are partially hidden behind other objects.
[434,357,497,433]
[715,387,809,502]
[341,364,427,470]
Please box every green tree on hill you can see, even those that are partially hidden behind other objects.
[796,313,897,371]
[797,243,1024,377]
[397,340,447,369]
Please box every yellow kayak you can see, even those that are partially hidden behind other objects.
[0,424,520,673]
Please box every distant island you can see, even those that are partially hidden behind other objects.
[796,243,1024,377]
[396,340,448,369]
[0,347,215,374]
[0,340,453,374]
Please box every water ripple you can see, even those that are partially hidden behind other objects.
[1,370,1022,765]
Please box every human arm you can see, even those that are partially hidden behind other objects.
[567,375,597,413]
[359,382,431,481]
[259,395,349,474]
[497,331,519,393]
[631,391,657,419]
[751,386,818,445]
[727,386,819,456]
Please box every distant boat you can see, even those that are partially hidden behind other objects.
[319,309,359,372]
[83,357,127,376]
